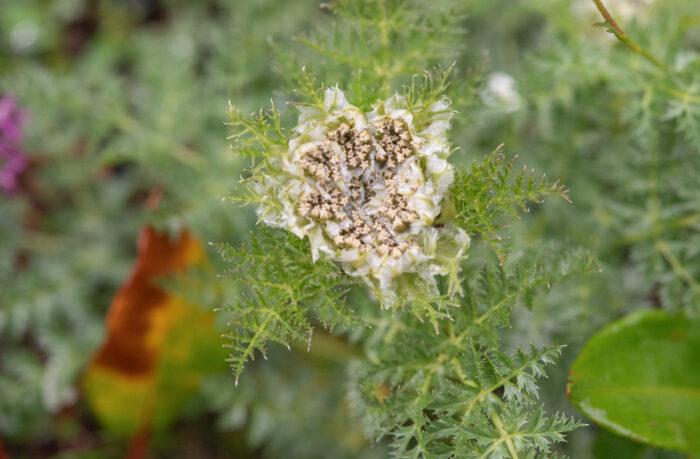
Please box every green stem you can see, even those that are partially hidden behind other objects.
[377,0,392,96]
[590,0,670,72]
[617,212,700,247]
[490,413,519,459]
[655,239,700,294]
[658,86,700,104]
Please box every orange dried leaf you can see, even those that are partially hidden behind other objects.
[83,227,226,436]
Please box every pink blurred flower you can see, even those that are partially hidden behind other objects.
[0,94,29,193]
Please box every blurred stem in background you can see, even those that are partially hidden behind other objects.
[591,0,669,71]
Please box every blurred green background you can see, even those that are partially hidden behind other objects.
[1,0,698,457]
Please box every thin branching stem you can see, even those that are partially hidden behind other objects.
[590,0,670,72]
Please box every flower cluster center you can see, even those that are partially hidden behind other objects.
[296,119,422,258]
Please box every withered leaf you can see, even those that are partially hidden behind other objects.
[83,227,226,436]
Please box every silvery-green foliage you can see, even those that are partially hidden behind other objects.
[0,0,320,443]
[454,0,699,456]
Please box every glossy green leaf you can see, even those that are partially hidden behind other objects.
[568,309,700,453]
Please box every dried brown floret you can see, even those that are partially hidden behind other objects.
[295,117,425,257]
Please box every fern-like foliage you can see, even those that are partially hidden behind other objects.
[282,0,467,108]
[214,227,363,383]
[346,252,594,458]
[519,0,700,318]
[451,146,570,262]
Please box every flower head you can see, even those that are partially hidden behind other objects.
[482,72,522,113]
[253,88,469,306]
[0,94,29,193]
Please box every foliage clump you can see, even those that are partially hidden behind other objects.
[221,2,593,457]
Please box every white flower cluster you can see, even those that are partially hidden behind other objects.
[255,88,469,306]
[481,72,522,113]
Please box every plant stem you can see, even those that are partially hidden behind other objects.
[590,0,670,72]
[655,239,700,294]
[490,413,519,459]
[377,0,393,96]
